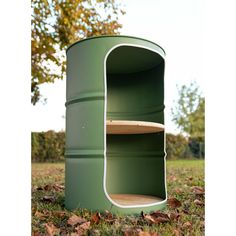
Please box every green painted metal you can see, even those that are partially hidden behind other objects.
[65,35,166,214]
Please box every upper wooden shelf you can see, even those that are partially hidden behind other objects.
[106,120,164,134]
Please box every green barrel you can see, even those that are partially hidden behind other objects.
[65,35,166,214]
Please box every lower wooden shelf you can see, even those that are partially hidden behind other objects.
[106,120,164,134]
[109,194,163,206]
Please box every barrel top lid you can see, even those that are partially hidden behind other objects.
[66,35,166,55]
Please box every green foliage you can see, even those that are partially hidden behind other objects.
[188,137,205,158]
[31,0,125,104]
[32,131,205,162]
[171,81,205,138]
[31,131,65,162]
[166,133,189,159]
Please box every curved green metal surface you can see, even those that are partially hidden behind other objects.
[65,36,166,214]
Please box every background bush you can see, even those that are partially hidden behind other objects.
[31,131,204,162]
[31,131,65,162]
[166,133,189,159]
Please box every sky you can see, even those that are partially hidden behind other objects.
[31,0,204,133]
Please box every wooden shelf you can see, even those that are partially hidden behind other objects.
[109,194,163,206]
[106,120,164,134]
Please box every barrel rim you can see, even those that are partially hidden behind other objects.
[66,35,166,55]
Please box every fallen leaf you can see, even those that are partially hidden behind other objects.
[53,184,65,191]
[138,231,159,236]
[170,175,177,181]
[67,214,86,226]
[122,227,141,236]
[167,198,182,209]
[42,210,50,216]
[43,184,65,191]
[123,227,158,236]
[44,184,52,191]
[191,186,204,195]
[91,212,101,224]
[53,211,67,218]
[194,199,204,206]
[173,228,181,236]
[42,195,56,203]
[32,230,41,236]
[103,210,116,224]
[104,210,113,219]
[150,211,170,223]
[200,220,205,230]
[34,211,46,220]
[36,186,44,191]
[45,223,60,236]
[75,221,90,236]
[143,214,156,224]
[142,211,170,224]
[175,188,183,194]
[169,212,181,221]
[182,221,192,229]
[123,229,134,236]
[182,209,188,214]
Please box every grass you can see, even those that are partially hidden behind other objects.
[32,160,204,236]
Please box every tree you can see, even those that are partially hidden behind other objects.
[31,0,125,104]
[171,81,205,138]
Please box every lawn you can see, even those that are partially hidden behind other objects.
[32,160,204,236]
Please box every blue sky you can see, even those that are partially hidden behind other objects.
[31,0,204,133]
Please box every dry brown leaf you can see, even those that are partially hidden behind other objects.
[143,214,156,224]
[182,221,192,229]
[123,227,158,236]
[167,198,182,209]
[123,227,141,236]
[103,210,116,224]
[150,211,170,223]
[169,175,177,181]
[67,214,86,226]
[44,184,52,191]
[32,231,41,236]
[91,212,101,224]
[104,210,113,219]
[53,210,67,218]
[75,221,90,236]
[191,186,204,195]
[45,223,60,236]
[142,211,170,224]
[169,212,181,221]
[42,209,50,216]
[182,209,190,215]
[42,195,56,203]
[200,220,205,230]
[34,211,46,220]
[53,183,65,191]
[175,188,183,194]
[36,186,44,191]
[194,199,204,206]
[43,184,64,191]
[138,231,159,236]
[173,228,181,236]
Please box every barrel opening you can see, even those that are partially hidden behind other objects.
[105,45,166,207]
